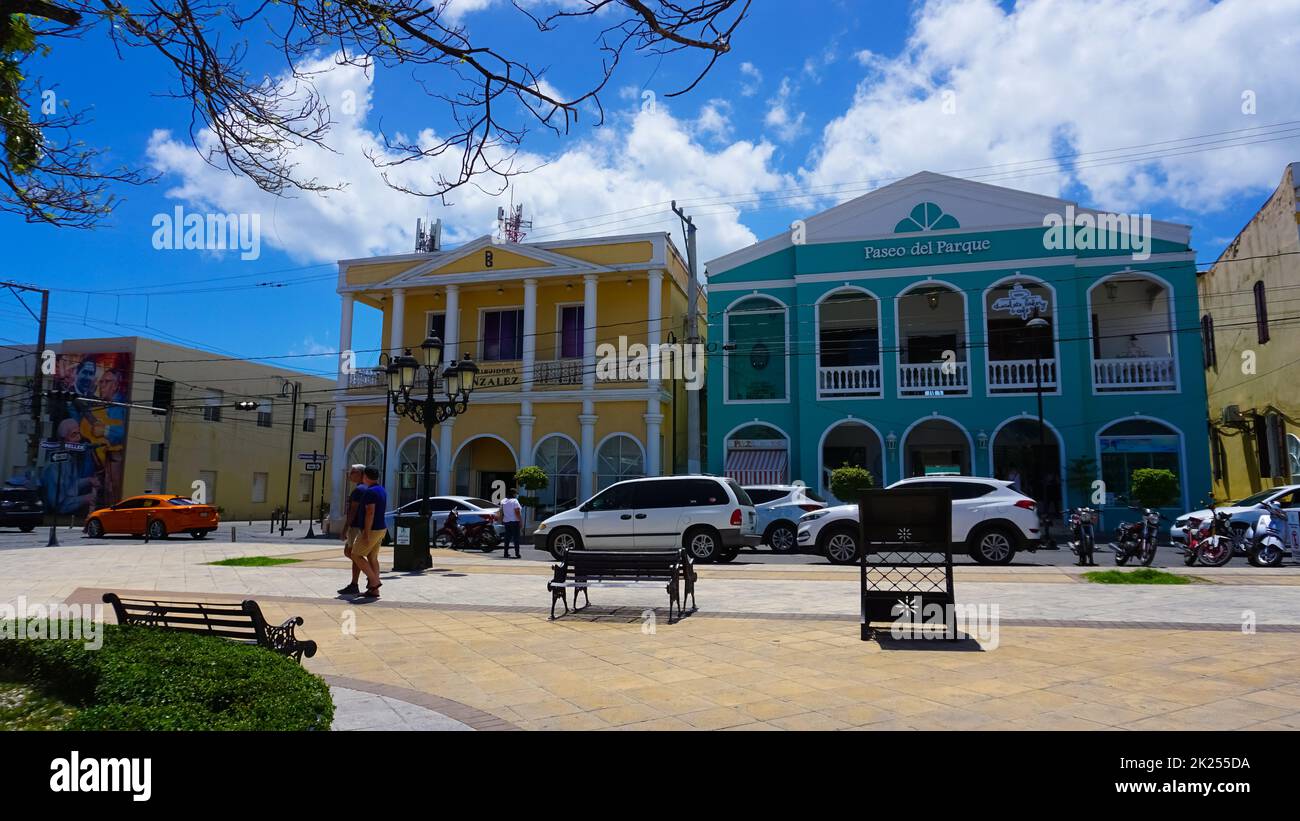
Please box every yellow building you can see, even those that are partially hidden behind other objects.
[329,232,700,527]
[1200,162,1300,499]
[6,337,333,523]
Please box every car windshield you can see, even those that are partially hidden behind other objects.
[1,489,37,501]
[725,480,753,506]
[1231,490,1281,507]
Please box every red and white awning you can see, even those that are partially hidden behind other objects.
[724,448,789,486]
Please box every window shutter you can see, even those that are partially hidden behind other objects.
[1255,416,1272,477]
[1254,282,1270,344]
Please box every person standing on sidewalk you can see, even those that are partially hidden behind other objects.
[499,488,523,559]
[352,467,388,598]
[338,464,368,595]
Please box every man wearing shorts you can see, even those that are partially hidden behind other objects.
[351,467,388,598]
[338,465,368,595]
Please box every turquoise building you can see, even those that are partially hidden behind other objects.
[705,172,1210,527]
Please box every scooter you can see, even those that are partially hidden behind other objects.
[1112,506,1160,566]
[1249,499,1296,567]
[1067,507,1098,566]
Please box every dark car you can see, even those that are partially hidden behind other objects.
[0,487,44,531]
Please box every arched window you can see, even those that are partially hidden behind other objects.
[596,435,644,490]
[345,436,382,472]
[396,437,436,508]
[1288,433,1300,483]
[725,296,787,401]
[534,436,579,518]
[1098,419,1181,505]
[1254,281,1270,344]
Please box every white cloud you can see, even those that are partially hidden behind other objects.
[695,99,733,141]
[802,0,1300,215]
[764,78,807,142]
[146,55,790,265]
[738,61,763,97]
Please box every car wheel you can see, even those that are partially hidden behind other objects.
[190,530,208,539]
[86,518,105,538]
[1230,523,1251,554]
[715,546,739,563]
[765,522,797,554]
[823,526,861,565]
[684,526,721,563]
[147,519,168,540]
[970,526,1016,565]
[548,528,581,561]
[19,525,34,533]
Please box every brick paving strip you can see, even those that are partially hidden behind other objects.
[324,676,520,731]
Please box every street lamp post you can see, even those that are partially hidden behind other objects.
[385,336,477,571]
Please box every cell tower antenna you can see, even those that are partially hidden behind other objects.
[496,202,531,244]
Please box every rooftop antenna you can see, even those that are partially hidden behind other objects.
[415,217,442,253]
[496,202,531,244]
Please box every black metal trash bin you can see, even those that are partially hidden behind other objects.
[392,514,432,571]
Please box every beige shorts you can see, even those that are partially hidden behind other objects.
[343,527,362,557]
[351,529,386,561]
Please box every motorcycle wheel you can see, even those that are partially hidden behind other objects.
[1183,549,1198,566]
[1249,542,1285,568]
[1199,535,1233,567]
[1114,547,1129,566]
[1139,540,1157,566]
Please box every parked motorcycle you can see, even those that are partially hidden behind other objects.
[1067,507,1098,566]
[1180,501,1236,567]
[1249,499,1295,567]
[434,510,501,552]
[1111,506,1160,566]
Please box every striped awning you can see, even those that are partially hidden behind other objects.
[725,449,789,486]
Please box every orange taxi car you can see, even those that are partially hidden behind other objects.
[85,494,220,540]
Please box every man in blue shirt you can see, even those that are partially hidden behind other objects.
[338,465,368,595]
[351,467,388,598]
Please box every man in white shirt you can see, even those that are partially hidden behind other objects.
[499,488,523,559]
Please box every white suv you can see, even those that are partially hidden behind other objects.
[796,476,1042,565]
[533,475,759,563]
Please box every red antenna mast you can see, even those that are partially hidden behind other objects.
[496,203,532,244]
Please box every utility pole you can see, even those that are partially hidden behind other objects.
[2,282,51,467]
[280,379,301,536]
[672,201,702,475]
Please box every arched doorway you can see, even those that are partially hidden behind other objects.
[452,436,517,501]
[1097,418,1183,507]
[1087,274,1178,392]
[723,423,790,485]
[820,421,884,501]
[902,418,972,478]
[533,435,579,518]
[896,282,969,396]
[991,418,1063,516]
[396,436,437,508]
[596,434,645,490]
[816,289,881,398]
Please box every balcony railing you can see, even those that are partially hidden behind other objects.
[535,358,583,386]
[987,359,1058,394]
[345,367,443,393]
[898,361,970,397]
[1093,356,1177,392]
[818,364,882,398]
[349,359,647,393]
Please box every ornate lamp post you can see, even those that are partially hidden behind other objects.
[385,335,478,570]
[1026,315,1050,517]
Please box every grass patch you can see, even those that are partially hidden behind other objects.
[0,622,333,730]
[1083,568,1196,585]
[208,556,302,567]
[0,681,79,730]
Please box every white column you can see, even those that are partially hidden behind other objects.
[330,292,355,532]
[579,405,597,499]
[385,289,406,494]
[644,412,663,476]
[444,284,460,362]
[647,270,663,391]
[437,418,454,496]
[518,400,536,469]
[582,274,598,392]
[522,278,537,391]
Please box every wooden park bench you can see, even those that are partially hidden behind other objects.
[102,592,318,663]
[548,548,697,624]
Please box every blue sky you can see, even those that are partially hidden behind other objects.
[3,0,1298,377]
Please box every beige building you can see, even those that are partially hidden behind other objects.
[1199,162,1300,498]
[4,337,332,522]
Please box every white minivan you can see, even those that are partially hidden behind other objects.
[532,475,759,563]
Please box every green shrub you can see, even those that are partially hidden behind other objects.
[0,622,333,731]
[1130,468,1179,509]
[829,465,875,502]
